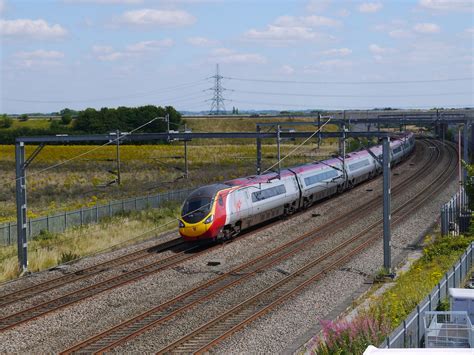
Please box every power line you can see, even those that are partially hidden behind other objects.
[225,76,474,85]
[229,98,473,110]
[232,89,473,99]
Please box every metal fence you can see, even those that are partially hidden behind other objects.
[381,241,474,348]
[0,187,194,246]
[441,187,471,236]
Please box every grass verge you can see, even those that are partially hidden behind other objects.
[304,233,474,354]
[0,202,180,283]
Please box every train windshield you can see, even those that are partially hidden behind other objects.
[181,184,227,223]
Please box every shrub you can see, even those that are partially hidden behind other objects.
[19,114,29,121]
[0,115,13,128]
[61,114,72,125]
[58,251,80,264]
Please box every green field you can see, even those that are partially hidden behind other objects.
[0,117,339,222]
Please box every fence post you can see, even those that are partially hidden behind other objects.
[96,203,99,223]
[109,202,112,217]
[122,199,125,212]
[135,197,138,211]
[403,320,407,347]
[387,336,390,349]
[8,222,11,245]
[64,211,68,229]
[46,215,50,232]
[445,273,449,298]
[453,265,456,287]
[80,208,83,226]
[417,305,421,347]
[429,294,432,311]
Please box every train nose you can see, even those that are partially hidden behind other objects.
[179,217,213,239]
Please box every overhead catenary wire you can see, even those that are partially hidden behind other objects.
[1,116,162,191]
[231,89,473,99]
[260,118,333,176]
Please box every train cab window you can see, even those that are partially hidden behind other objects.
[218,195,224,206]
[348,159,370,171]
[182,197,211,217]
[252,184,286,202]
[304,170,338,186]
[393,147,402,154]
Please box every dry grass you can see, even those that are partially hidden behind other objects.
[0,118,339,222]
[0,204,180,282]
[0,141,337,222]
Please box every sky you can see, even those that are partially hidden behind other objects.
[0,0,473,114]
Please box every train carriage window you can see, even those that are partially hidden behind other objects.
[304,170,338,186]
[252,184,286,202]
[348,159,370,171]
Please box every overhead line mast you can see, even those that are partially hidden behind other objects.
[208,64,226,115]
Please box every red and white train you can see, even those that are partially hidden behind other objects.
[179,132,415,241]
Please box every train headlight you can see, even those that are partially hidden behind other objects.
[204,215,214,224]
[178,220,185,228]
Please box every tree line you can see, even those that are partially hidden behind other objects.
[0,105,183,144]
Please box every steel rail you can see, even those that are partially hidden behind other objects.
[0,237,184,309]
[159,141,457,354]
[61,140,439,354]
[0,140,427,311]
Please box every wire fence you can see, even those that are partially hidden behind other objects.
[441,187,471,236]
[381,242,474,348]
[0,188,194,246]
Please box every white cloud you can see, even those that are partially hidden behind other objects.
[92,39,173,61]
[274,15,341,27]
[0,0,5,15]
[369,44,396,55]
[303,59,352,73]
[244,25,333,45]
[306,0,332,13]
[358,2,383,13]
[321,47,352,56]
[126,39,173,51]
[389,29,412,39]
[15,49,64,59]
[337,8,350,17]
[413,22,440,34]
[466,27,474,34]
[419,0,473,12]
[13,49,65,68]
[280,64,295,75]
[0,19,67,39]
[209,48,266,64]
[93,46,127,61]
[119,9,196,27]
[64,0,143,3]
[187,36,218,47]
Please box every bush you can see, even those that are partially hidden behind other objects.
[61,114,72,125]
[58,251,80,264]
[19,114,29,121]
[0,115,12,128]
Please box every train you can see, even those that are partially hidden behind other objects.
[178,132,415,241]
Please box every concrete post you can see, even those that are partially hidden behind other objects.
[15,141,28,272]
[256,125,262,175]
[383,137,392,273]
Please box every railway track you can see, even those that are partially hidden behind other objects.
[0,140,429,329]
[60,139,452,354]
[0,237,184,309]
[158,139,457,354]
